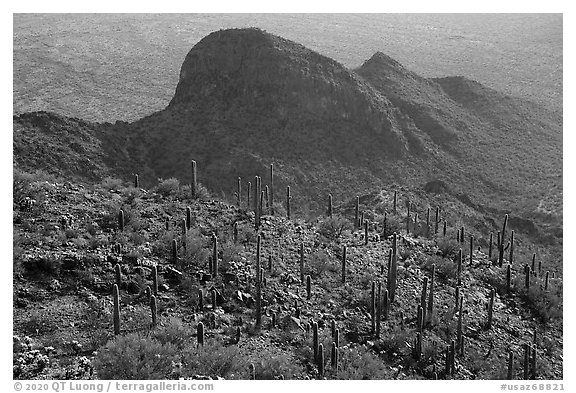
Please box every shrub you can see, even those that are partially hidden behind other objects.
[379,214,403,238]
[436,237,460,259]
[182,228,210,268]
[317,215,353,240]
[100,177,125,192]
[152,317,195,349]
[309,249,338,278]
[181,339,246,379]
[333,345,395,379]
[155,178,180,197]
[251,349,304,379]
[220,240,242,272]
[21,256,62,278]
[93,333,178,379]
[513,276,563,322]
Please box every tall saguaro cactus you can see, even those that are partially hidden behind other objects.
[247,181,251,210]
[269,164,274,215]
[197,322,204,347]
[118,209,125,232]
[112,284,120,335]
[212,234,218,277]
[286,186,291,219]
[420,277,428,326]
[488,232,493,259]
[299,243,305,283]
[487,288,495,329]
[393,191,397,214]
[341,245,347,283]
[388,233,398,302]
[498,214,509,267]
[191,160,197,198]
[255,235,262,328]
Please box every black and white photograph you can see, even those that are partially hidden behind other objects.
[10,9,565,386]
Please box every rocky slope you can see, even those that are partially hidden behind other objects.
[12,175,563,380]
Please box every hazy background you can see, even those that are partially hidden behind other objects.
[13,13,562,122]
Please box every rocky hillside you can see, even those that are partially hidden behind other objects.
[13,172,563,380]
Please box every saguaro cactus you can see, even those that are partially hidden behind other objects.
[299,243,305,283]
[507,350,515,379]
[247,181,251,210]
[523,343,530,380]
[498,214,509,267]
[186,207,192,230]
[150,294,157,327]
[328,194,333,217]
[254,176,260,228]
[211,289,217,311]
[255,235,262,328]
[488,232,493,259]
[388,233,398,302]
[545,271,550,290]
[286,186,291,219]
[506,264,512,293]
[134,174,139,188]
[383,289,389,320]
[487,288,495,329]
[420,277,428,326]
[113,284,120,335]
[531,345,537,379]
[331,342,338,370]
[341,245,347,283]
[531,254,536,275]
[525,265,531,289]
[434,206,441,234]
[457,298,463,354]
[364,220,369,245]
[318,343,325,377]
[443,220,447,237]
[376,281,382,338]
[198,289,204,311]
[172,239,178,265]
[306,275,312,300]
[460,226,465,243]
[355,196,360,228]
[370,281,376,334]
[191,160,197,198]
[114,264,121,288]
[457,249,463,286]
[312,321,319,362]
[118,209,125,232]
[197,322,204,347]
[393,191,397,214]
[269,164,274,215]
